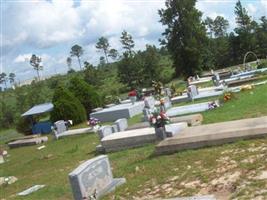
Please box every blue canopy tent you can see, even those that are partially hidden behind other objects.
[21,103,54,134]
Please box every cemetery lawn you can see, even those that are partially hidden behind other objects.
[1,84,267,199]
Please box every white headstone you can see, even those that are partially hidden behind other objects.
[54,120,67,134]
[114,118,128,132]
[187,85,198,98]
[144,96,155,109]
[69,155,126,200]
[98,126,113,139]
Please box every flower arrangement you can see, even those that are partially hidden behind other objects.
[87,117,100,127]
[223,91,235,102]
[128,90,137,97]
[208,101,219,110]
[149,109,170,128]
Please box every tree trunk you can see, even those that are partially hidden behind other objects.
[37,70,40,81]
[104,50,109,64]
[77,56,82,70]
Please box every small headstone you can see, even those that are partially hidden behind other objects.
[111,124,118,133]
[18,185,45,196]
[69,155,126,200]
[54,120,67,134]
[163,96,172,110]
[0,155,4,164]
[98,126,113,139]
[164,88,172,97]
[144,96,155,109]
[187,85,198,98]
[143,108,151,122]
[114,118,128,132]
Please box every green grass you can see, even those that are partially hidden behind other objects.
[1,84,267,199]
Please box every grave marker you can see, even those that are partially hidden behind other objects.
[69,155,126,200]
[114,118,128,132]
[98,126,113,139]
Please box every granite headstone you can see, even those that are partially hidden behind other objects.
[114,118,128,132]
[69,155,126,200]
[98,126,113,140]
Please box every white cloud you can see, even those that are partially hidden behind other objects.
[14,54,32,63]
[247,3,257,16]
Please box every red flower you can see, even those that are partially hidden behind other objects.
[128,90,137,97]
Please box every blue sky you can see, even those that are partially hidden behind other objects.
[1,0,267,83]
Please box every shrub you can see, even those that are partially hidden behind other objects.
[257,60,267,69]
[16,117,32,135]
[50,86,86,124]
[68,77,102,117]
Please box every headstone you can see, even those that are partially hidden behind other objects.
[105,104,116,108]
[69,155,126,200]
[144,96,155,109]
[187,85,198,99]
[18,185,46,196]
[164,88,172,97]
[114,118,128,132]
[143,108,151,122]
[54,120,67,134]
[98,126,113,139]
[0,155,4,164]
[163,96,172,110]
[111,124,118,133]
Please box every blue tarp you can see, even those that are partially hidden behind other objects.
[22,103,54,117]
[32,121,53,134]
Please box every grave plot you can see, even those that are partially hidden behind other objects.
[90,102,145,122]
[100,122,188,152]
[127,114,203,130]
[8,136,48,149]
[166,101,218,117]
[155,116,267,155]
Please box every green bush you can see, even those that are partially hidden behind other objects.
[16,117,32,135]
[257,60,267,69]
[69,77,102,116]
[50,86,86,124]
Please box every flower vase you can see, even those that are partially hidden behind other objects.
[155,126,166,140]
[129,96,137,105]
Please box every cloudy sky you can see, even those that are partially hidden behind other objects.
[1,0,267,83]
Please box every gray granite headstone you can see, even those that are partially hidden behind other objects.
[163,96,172,110]
[69,155,126,200]
[143,108,151,122]
[187,85,198,98]
[98,126,113,140]
[164,88,172,97]
[114,118,128,132]
[144,96,155,109]
[54,120,67,134]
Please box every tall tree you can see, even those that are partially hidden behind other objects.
[120,30,135,56]
[204,17,214,38]
[256,16,267,58]
[234,0,256,60]
[159,0,207,77]
[213,16,229,38]
[70,44,84,70]
[96,37,110,64]
[0,73,7,88]
[66,57,72,71]
[108,49,119,60]
[9,73,16,86]
[30,54,43,81]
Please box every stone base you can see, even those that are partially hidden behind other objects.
[96,178,126,199]
[8,136,48,149]
[101,123,187,152]
[55,127,93,139]
[155,116,267,155]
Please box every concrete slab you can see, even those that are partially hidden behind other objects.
[101,123,187,152]
[166,101,216,117]
[90,102,144,122]
[8,136,48,149]
[127,114,203,130]
[155,116,267,155]
[55,127,93,139]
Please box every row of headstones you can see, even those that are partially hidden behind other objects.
[97,118,128,140]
